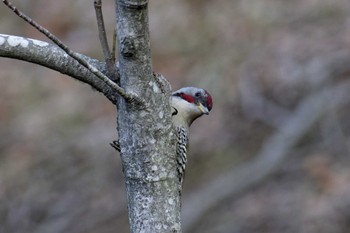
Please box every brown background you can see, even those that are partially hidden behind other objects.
[1,0,350,232]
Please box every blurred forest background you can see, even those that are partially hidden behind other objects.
[1,0,350,233]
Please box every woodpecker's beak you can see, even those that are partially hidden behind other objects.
[198,102,209,115]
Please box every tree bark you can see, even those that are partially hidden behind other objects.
[1,0,182,231]
[0,34,118,104]
[115,0,181,232]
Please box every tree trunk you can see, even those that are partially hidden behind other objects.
[0,0,182,231]
[115,0,181,232]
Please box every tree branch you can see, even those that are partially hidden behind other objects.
[2,0,143,105]
[0,34,118,104]
[94,0,117,79]
[112,29,117,62]
[1,0,180,232]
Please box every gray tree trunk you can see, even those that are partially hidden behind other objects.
[0,0,182,232]
[115,0,181,232]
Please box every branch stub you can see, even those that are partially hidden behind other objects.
[121,36,136,58]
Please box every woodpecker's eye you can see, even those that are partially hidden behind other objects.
[195,92,201,97]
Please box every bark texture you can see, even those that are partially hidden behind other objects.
[0,34,117,104]
[0,0,182,231]
[115,0,181,232]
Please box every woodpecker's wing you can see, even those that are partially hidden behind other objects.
[176,126,189,184]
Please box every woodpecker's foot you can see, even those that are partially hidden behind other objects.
[153,72,171,94]
[110,140,120,152]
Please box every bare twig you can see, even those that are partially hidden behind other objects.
[94,0,123,152]
[112,29,117,62]
[94,0,118,81]
[2,0,143,105]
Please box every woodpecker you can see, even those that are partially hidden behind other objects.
[171,87,213,184]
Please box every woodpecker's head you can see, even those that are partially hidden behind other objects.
[171,87,213,126]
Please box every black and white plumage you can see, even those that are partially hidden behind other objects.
[171,87,213,184]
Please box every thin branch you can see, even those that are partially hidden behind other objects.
[94,0,117,81]
[112,29,117,62]
[2,0,143,105]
